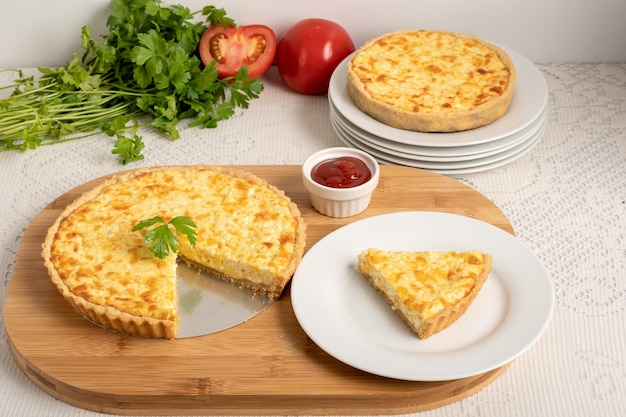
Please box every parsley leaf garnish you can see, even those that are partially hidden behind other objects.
[132,215,198,259]
[0,0,263,164]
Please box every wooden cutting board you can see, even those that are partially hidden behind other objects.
[4,165,514,416]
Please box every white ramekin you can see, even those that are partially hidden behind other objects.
[302,147,380,218]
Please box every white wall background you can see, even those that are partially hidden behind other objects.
[0,0,625,68]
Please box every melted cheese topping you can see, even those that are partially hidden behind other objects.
[350,30,511,113]
[49,167,302,322]
[357,248,486,321]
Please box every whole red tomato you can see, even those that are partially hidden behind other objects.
[198,24,276,79]
[276,19,355,95]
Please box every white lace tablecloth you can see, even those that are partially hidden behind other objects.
[1,63,625,417]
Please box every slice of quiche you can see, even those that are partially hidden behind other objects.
[357,248,492,339]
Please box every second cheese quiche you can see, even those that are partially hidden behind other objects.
[42,166,306,339]
[357,248,492,339]
[347,30,516,132]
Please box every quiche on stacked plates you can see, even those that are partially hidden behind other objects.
[347,30,516,133]
[329,29,548,174]
[42,166,307,339]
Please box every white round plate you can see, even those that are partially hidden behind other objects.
[291,212,554,381]
[333,116,545,174]
[328,46,548,147]
[330,99,547,160]
[331,105,547,162]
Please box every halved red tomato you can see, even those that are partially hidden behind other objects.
[198,25,276,79]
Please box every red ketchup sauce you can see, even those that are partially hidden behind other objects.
[311,156,372,188]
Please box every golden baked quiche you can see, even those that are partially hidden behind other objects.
[357,248,492,339]
[347,30,516,132]
[42,166,307,339]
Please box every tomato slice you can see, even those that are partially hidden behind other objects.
[198,25,276,79]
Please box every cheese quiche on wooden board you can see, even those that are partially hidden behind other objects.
[347,30,516,132]
[41,165,307,339]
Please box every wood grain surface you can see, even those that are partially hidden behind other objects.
[4,165,514,415]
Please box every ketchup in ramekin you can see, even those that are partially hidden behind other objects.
[311,156,372,188]
[302,147,380,217]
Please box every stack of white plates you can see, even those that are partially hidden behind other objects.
[328,47,548,174]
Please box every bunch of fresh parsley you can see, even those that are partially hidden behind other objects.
[0,0,263,164]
